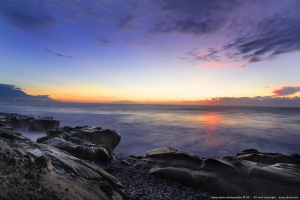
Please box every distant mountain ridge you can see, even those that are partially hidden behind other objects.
[0,84,52,101]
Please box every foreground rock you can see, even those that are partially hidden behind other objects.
[0,128,128,200]
[0,112,59,131]
[37,126,121,161]
[122,147,300,196]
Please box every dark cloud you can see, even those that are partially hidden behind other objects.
[153,18,226,35]
[151,0,240,35]
[0,84,22,90]
[232,17,300,63]
[188,14,300,65]
[0,0,56,30]
[185,96,300,107]
[54,53,73,59]
[125,39,151,46]
[118,15,135,30]
[156,0,239,14]
[273,86,300,96]
[216,96,300,107]
[94,38,114,47]
[0,84,52,100]
[44,48,79,59]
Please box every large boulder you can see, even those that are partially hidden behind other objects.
[37,126,121,161]
[123,147,300,196]
[143,147,203,169]
[68,126,121,152]
[0,128,128,200]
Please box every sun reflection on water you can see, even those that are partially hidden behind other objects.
[200,112,221,128]
[197,112,223,151]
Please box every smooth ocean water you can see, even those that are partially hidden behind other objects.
[0,102,299,157]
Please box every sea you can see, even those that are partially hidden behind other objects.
[0,102,299,157]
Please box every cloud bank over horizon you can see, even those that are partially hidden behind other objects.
[193,96,300,107]
[0,84,52,101]
[1,83,300,107]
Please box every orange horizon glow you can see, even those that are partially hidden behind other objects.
[22,84,300,105]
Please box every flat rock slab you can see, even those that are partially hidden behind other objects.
[124,147,300,196]
[0,128,128,200]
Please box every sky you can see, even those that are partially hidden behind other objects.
[1,0,300,106]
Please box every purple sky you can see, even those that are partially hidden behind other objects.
[1,0,300,106]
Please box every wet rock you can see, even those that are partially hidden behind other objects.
[0,129,17,139]
[46,128,63,137]
[0,127,128,200]
[42,137,111,161]
[28,118,60,131]
[70,126,120,151]
[36,136,50,143]
[38,126,121,161]
[141,147,203,169]
[236,149,300,165]
[0,112,59,132]
[127,147,300,196]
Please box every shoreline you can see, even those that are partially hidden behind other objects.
[1,104,300,158]
[0,112,299,199]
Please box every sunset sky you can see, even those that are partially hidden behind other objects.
[1,0,300,105]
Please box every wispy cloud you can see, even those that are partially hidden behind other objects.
[94,38,114,47]
[112,100,133,104]
[125,39,151,46]
[273,86,300,96]
[44,48,81,59]
[97,96,115,98]
[226,17,300,64]
[186,5,300,65]
[118,15,135,30]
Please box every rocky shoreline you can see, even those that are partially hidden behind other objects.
[103,165,212,200]
[0,112,299,199]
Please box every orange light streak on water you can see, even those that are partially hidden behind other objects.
[198,112,222,151]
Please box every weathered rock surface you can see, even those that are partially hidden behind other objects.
[37,126,121,161]
[123,147,300,196]
[42,137,112,161]
[0,112,59,131]
[0,128,128,200]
